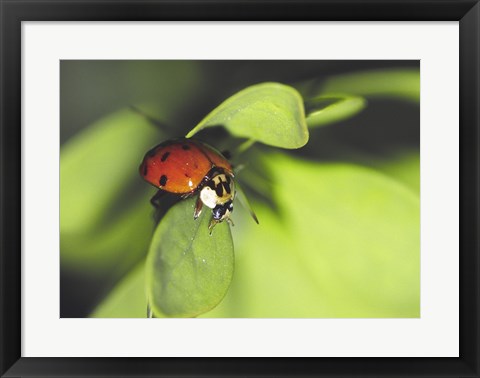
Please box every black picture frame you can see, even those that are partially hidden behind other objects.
[1,1,479,377]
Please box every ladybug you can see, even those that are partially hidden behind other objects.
[139,138,237,232]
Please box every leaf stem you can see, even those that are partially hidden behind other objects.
[236,139,256,155]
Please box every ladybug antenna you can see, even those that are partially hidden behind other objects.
[235,181,259,225]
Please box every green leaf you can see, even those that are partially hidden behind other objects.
[186,82,309,149]
[305,94,367,128]
[320,68,420,102]
[61,198,154,273]
[61,61,204,142]
[61,108,161,274]
[146,197,234,317]
[61,108,160,234]
[375,152,420,194]
[91,263,147,318]
[203,153,419,318]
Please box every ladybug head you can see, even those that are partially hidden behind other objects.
[212,200,234,222]
[208,200,234,234]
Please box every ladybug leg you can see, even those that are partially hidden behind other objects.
[208,218,219,235]
[180,192,193,200]
[194,195,203,220]
[150,190,166,208]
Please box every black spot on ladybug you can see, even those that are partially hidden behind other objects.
[142,164,148,176]
[159,175,168,186]
[161,151,170,162]
[184,173,191,178]
[182,144,190,150]
[146,148,157,158]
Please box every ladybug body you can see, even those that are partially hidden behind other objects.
[139,138,235,231]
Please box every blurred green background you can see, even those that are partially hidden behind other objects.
[60,61,420,318]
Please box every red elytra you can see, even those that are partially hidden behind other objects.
[139,138,233,194]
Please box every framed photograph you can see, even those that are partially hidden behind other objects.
[1,1,479,377]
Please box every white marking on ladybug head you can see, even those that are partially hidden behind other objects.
[200,173,235,210]
[200,186,218,209]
